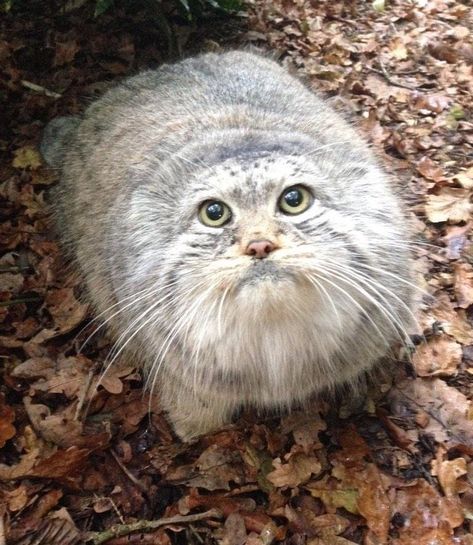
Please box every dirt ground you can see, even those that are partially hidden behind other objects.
[1,0,472,543]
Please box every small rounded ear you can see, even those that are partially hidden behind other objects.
[40,116,80,169]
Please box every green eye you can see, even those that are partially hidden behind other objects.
[198,200,232,227]
[279,185,312,215]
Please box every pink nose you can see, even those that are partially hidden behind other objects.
[245,239,276,259]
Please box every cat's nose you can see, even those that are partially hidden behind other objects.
[245,239,276,259]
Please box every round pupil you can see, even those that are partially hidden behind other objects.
[284,189,303,208]
[206,202,224,221]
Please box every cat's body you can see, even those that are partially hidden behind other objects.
[41,51,414,440]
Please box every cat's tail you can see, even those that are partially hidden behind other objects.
[40,116,80,170]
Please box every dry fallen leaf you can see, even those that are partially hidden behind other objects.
[11,355,93,399]
[390,378,473,453]
[267,453,322,488]
[391,479,463,544]
[417,156,445,182]
[12,146,42,170]
[0,393,16,449]
[166,445,245,491]
[425,187,473,223]
[432,456,467,497]
[453,166,473,189]
[453,262,473,308]
[412,336,462,376]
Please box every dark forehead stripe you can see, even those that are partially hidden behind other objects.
[193,132,317,169]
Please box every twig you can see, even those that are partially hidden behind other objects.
[0,296,42,307]
[0,513,6,545]
[0,265,29,273]
[188,524,205,544]
[110,449,149,498]
[93,494,125,525]
[74,368,95,421]
[86,509,223,545]
[21,80,62,98]
[368,61,417,90]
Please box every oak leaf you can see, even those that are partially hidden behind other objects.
[425,187,472,223]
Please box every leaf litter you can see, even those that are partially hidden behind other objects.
[1,0,473,543]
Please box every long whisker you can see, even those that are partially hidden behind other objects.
[145,280,217,410]
[323,260,419,332]
[78,281,174,353]
[308,271,389,348]
[317,266,411,348]
[93,280,207,405]
[304,272,342,330]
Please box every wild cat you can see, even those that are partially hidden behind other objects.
[41,50,414,440]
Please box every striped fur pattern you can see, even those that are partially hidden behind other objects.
[41,51,414,440]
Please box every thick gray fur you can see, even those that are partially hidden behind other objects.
[41,51,415,440]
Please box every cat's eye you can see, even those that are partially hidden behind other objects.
[278,185,312,215]
[199,200,232,227]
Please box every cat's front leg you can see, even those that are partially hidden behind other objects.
[159,375,236,441]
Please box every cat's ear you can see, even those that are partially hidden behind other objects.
[40,116,80,170]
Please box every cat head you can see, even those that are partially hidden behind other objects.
[114,129,412,385]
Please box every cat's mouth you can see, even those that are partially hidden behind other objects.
[238,260,295,286]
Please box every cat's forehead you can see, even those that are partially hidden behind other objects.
[198,154,312,203]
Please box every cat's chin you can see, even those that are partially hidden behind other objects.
[237,260,295,288]
[234,270,318,319]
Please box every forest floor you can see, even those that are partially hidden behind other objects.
[1,0,473,543]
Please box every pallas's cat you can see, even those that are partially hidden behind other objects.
[41,51,414,440]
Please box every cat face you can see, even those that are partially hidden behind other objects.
[119,148,411,396]
[181,155,352,300]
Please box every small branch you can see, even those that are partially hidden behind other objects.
[21,80,62,99]
[0,265,29,273]
[0,296,42,307]
[0,513,6,545]
[110,449,149,498]
[86,509,223,545]
[368,61,417,90]
[74,368,95,421]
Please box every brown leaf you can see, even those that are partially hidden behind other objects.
[5,484,29,512]
[307,475,359,514]
[442,223,472,260]
[179,490,255,517]
[53,37,80,66]
[391,480,463,544]
[425,187,473,223]
[0,393,16,448]
[167,445,245,491]
[427,293,473,344]
[453,262,473,308]
[390,378,473,453]
[453,166,473,189]
[0,271,23,293]
[281,411,326,452]
[44,287,89,334]
[428,42,458,63]
[304,513,350,538]
[267,453,322,488]
[221,512,247,545]
[389,37,409,60]
[0,448,41,480]
[12,146,42,169]
[417,156,445,182]
[432,457,467,497]
[413,93,451,113]
[412,336,462,377]
[11,355,93,399]
[29,446,92,479]
[6,490,65,543]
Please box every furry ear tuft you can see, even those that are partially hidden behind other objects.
[40,116,80,169]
